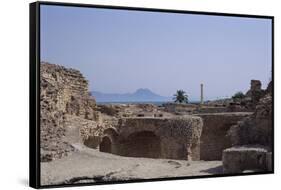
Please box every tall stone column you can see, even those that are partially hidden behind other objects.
[200,83,204,105]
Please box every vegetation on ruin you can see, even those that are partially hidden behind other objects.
[232,91,245,100]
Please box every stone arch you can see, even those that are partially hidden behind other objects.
[103,128,118,138]
[120,131,161,158]
[99,128,119,154]
[99,136,112,153]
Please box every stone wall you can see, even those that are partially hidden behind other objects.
[40,62,99,161]
[195,106,228,114]
[196,112,252,161]
[163,102,250,114]
[97,103,168,118]
[163,103,197,114]
[98,116,203,161]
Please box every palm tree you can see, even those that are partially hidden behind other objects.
[173,90,188,103]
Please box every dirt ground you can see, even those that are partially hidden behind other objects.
[41,144,223,186]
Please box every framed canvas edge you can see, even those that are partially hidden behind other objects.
[29,1,275,189]
[30,1,41,189]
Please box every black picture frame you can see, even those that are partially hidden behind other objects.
[30,1,274,189]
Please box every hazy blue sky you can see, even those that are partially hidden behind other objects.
[40,5,272,100]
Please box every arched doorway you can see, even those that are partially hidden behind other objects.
[122,131,161,158]
[99,136,112,153]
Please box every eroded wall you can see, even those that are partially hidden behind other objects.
[99,116,203,161]
[40,62,99,161]
[196,113,252,161]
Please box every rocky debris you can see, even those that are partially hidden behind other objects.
[40,62,99,162]
[224,81,273,172]
[227,94,272,147]
[163,103,197,114]
[226,101,251,112]
[97,103,173,118]
[136,104,158,112]
[97,104,121,117]
[163,101,249,115]
[222,146,269,173]
[205,98,232,107]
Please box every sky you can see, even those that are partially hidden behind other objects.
[40,5,272,101]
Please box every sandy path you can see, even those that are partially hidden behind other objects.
[41,146,222,186]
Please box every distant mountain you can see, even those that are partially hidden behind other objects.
[91,88,172,103]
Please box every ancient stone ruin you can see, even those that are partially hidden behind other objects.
[40,63,205,161]
[98,117,203,160]
[40,62,100,161]
[223,81,273,173]
[196,112,252,161]
[40,62,273,185]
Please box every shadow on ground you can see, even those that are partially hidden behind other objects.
[200,165,223,174]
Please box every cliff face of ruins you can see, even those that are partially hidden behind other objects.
[228,81,272,148]
[223,81,273,173]
[40,62,99,161]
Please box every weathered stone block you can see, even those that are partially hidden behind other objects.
[222,146,268,173]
